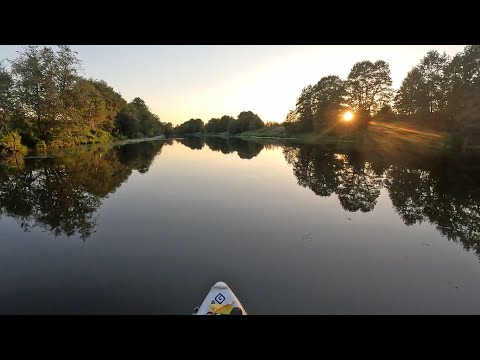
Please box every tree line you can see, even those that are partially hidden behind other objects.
[0,45,173,155]
[173,111,265,135]
[285,45,480,146]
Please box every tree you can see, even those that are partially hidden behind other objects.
[311,75,347,133]
[418,50,449,114]
[54,45,82,112]
[115,97,164,138]
[394,67,427,116]
[0,62,24,154]
[283,109,302,134]
[219,115,234,132]
[227,118,242,134]
[205,117,219,133]
[115,108,140,138]
[163,122,174,137]
[0,62,15,125]
[0,46,166,149]
[174,118,204,135]
[345,60,393,118]
[444,45,480,143]
[294,85,315,132]
[72,79,108,130]
[226,111,263,134]
[9,45,82,139]
[90,79,127,132]
[374,104,396,121]
[238,111,263,131]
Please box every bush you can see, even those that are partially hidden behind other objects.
[0,130,27,154]
[36,140,46,150]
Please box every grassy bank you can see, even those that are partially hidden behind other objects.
[181,121,480,155]
[187,123,447,147]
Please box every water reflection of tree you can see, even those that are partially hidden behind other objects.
[284,145,383,212]
[386,159,480,256]
[336,151,383,212]
[0,141,166,240]
[204,137,264,159]
[175,137,205,150]
[285,144,480,259]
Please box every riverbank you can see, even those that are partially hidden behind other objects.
[1,135,168,163]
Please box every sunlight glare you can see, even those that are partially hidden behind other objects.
[343,111,354,122]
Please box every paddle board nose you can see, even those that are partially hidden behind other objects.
[195,281,247,315]
[212,281,228,289]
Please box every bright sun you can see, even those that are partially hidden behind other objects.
[343,111,354,122]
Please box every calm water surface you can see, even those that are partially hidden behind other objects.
[1,137,480,314]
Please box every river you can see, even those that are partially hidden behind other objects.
[1,137,479,314]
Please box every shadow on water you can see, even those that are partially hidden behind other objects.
[283,143,480,259]
[0,140,168,240]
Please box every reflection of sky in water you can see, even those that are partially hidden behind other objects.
[0,139,480,314]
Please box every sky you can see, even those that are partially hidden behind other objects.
[0,45,466,126]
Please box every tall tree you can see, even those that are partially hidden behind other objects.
[345,60,393,117]
[0,63,23,153]
[90,79,127,132]
[9,45,82,139]
[238,111,263,131]
[72,79,108,130]
[311,75,346,132]
[0,62,15,125]
[227,111,263,134]
[294,85,315,132]
[394,67,428,116]
[445,45,480,144]
[54,45,82,111]
[174,118,204,135]
[418,50,450,113]
[115,97,164,138]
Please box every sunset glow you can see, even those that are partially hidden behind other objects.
[0,45,466,125]
[343,111,354,122]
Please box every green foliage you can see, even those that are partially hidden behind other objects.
[227,111,264,134]
[90,79,127,131]
[312,75,347,133]
[294,85,315,132]
[0,62,15,123]
[163,122,174,137]
[345,60,393,116]
[373,105,396,122]
[395,50,449,119]
[0,130,27,154]
[265,121,281,127]
[174,118,204,135]
[114,97,165,139]
[36,140,46,149]
[283,110,303,134]
[205,115,235,133]
[0,46,164,154]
